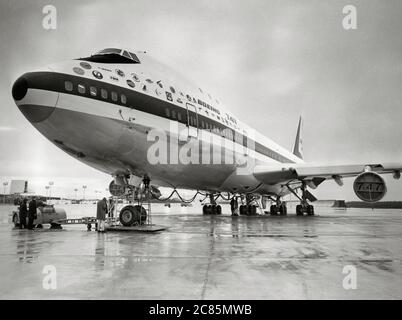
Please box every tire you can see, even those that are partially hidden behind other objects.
[216,205,222,215]
[119,205,147,226]
[248,205,257,215]
[307,205,315,216]
[296,205,303,216]
[239,205,247,215]
[203,205,212,215]
[270,205,278,215]
[279,205,287,216]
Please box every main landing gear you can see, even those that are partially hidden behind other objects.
[286,181,315,216]
[202,194,222,215]
[239,194,258,216]
[269,197,288,216]
[295,203,314,216]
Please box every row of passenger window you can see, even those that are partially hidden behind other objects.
[164,107,236,141]
[64,81,127,104]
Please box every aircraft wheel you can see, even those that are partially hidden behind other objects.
[279,204,287,216]
[119,205,147,226]
[248,205,257,215]
[239,205,247,215]
[270,205,278,215]
[216,205,222,215]
[307,205,315,216]
[296,205,303,216]
[203,205,213,215]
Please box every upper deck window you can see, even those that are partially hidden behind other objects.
[77,48,140,64]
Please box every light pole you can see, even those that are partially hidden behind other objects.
[48,181,54,199]
[45,186,50,201]
[3,182,8,204]
[82,185,87,201]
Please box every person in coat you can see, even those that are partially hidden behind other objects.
[19,198,28,229]
[28,198,37,230]
[96,197,108,232]
[230,197,239,216]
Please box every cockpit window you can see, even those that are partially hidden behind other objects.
[97,48,122,55]
[122,51,131,59]
[77,48,140,64]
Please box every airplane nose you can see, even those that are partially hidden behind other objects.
[12,76,28,101]
[12,72,59,123]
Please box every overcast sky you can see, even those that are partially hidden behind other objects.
[0,0,401,200]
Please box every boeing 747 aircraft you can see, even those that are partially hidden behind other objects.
[11,48,402,225]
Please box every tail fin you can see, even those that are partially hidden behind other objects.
[292,116,303,159]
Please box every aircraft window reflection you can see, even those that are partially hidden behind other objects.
[120,94,127,104]
[65,81,73,92]
[111,91,118,102]
[121,94,127,104]
[171,110,176,119]
[165,108,170,117]
[80,48,140,64]
[90,86,97,96]
[97,48,122,55]
[78,84,85,94]
[101,89,108,99]
[178,112,182,121]
[122,51,131,59]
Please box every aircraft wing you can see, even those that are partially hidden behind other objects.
[253,162,402,186]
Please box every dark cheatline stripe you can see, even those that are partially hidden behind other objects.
[22,71,295,163]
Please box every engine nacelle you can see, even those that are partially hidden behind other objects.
[353,172,387,202]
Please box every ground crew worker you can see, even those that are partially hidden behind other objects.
[96,197,108,232]
[28,197,37,230]
[19,198,28,229]
[230,197,239,216]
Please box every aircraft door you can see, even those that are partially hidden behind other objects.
[186,103,198,138]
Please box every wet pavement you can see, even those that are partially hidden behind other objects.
[0,204,401,299]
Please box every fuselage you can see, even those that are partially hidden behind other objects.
[12,48,303,196]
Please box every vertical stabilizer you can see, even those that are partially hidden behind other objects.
[292,117,303,159]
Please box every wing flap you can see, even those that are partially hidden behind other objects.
[253,163,402,185]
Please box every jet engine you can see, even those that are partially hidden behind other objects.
[353,172,387,202]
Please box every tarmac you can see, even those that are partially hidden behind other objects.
[0,203,401,299]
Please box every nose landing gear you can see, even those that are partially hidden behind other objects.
[117,176,150,227]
